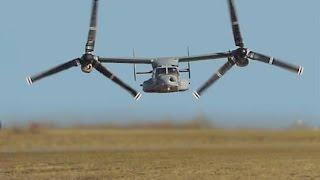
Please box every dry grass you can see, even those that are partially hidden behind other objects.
[1,128,320,179]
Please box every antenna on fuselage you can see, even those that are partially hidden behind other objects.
[132,48,137,81]
[187,46,191,80]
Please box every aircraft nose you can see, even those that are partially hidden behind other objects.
[159,75,178,84]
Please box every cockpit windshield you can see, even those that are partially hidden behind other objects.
[155,67,178,76]
[156,68,166,75]
[168,67,178,75]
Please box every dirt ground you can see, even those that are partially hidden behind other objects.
[1,129,320,179]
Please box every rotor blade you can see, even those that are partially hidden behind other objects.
[227,0,244,47]
[92,60,142,100]
[85,0,99,53]
[248,51,304,75]
[26,59,80,85]
[193,60,235,99]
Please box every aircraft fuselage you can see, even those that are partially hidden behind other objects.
[142,66,189,93]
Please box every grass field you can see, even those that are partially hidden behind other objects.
[1,128,320,179]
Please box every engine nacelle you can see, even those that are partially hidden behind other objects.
[236,58,249,67]
[80,53,96,73]
[232,48,250,67]
[81,64,93,73]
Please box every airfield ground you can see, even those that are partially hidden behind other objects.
[0,128,320,179]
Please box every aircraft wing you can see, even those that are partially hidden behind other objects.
[98,51,231,64]
[177,52,231,62]
[98,57,153,64]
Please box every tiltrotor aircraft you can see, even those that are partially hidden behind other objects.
[26,0,304,100]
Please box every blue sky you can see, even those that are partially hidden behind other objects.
[0,0,319,127]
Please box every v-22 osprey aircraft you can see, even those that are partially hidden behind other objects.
[26,0,304,100]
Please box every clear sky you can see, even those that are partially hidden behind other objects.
[0,0,319,128]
